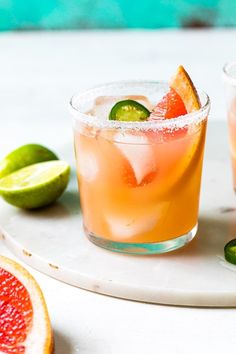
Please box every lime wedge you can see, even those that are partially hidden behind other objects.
[0,144,58,179]
[0,161,70,209]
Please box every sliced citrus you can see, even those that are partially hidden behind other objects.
[0,144,58,179]
[0,256,53,353]
[0,160,70,209]
[150,65,201,121]
[169,65,201,113]
[150,88,187,120]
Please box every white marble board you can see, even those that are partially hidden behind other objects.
[1,122,236,307]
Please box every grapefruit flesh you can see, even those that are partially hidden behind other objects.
[0,256,53,354]
[0,267,33,353]
[150,88,187,120]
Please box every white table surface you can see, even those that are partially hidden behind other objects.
[1,29,236,353]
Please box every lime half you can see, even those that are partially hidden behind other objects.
[0,144,58,179]
[0,161,70,209]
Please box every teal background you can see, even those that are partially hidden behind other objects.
[0,0,236,30]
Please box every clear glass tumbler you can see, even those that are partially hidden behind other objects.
[223,62,236,190]
[70,81,210,254]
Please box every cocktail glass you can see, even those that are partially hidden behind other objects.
[223,62,236,190]
[70,81,210,254]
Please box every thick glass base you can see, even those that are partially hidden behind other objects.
[85,224,198,255]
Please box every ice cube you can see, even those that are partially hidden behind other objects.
[77,151,99,182]
[113,133,156,185]
[91,95,153,120]
[91,96,120,120]
[106,203,169,239]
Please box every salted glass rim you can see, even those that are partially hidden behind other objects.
[223,62,236,86]
[69,80,210,130]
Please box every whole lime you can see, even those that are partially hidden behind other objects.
[0,144,58,179]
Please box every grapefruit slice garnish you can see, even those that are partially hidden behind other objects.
[105,66,201,188]
[150,65,201,120]
[169,65,201,113]
[0,256,53,354]
[150,88,187,120]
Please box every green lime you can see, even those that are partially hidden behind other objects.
[0,161,70,209]
[0,144,58,179]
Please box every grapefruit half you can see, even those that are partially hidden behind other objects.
[0,256,53,354]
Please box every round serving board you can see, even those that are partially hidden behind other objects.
[1,122,236,307]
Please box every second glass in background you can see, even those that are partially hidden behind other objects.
[223,62,236,190]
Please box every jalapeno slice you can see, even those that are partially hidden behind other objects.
[224,239,236,265]
[109,100,150,122]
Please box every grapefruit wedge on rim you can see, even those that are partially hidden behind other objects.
[150,65,201,120]
[170,65,201,113]
[150,88,187,119]
[0,256,53,354]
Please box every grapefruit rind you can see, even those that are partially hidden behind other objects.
[0,256,53,354]
[170,65,201,113]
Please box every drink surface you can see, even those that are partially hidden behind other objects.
[74,95,207,243]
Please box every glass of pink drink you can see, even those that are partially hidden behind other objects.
[223,62,236,189]
[70,80,210,254]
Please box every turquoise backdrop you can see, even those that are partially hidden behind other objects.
[0,0,236,30]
